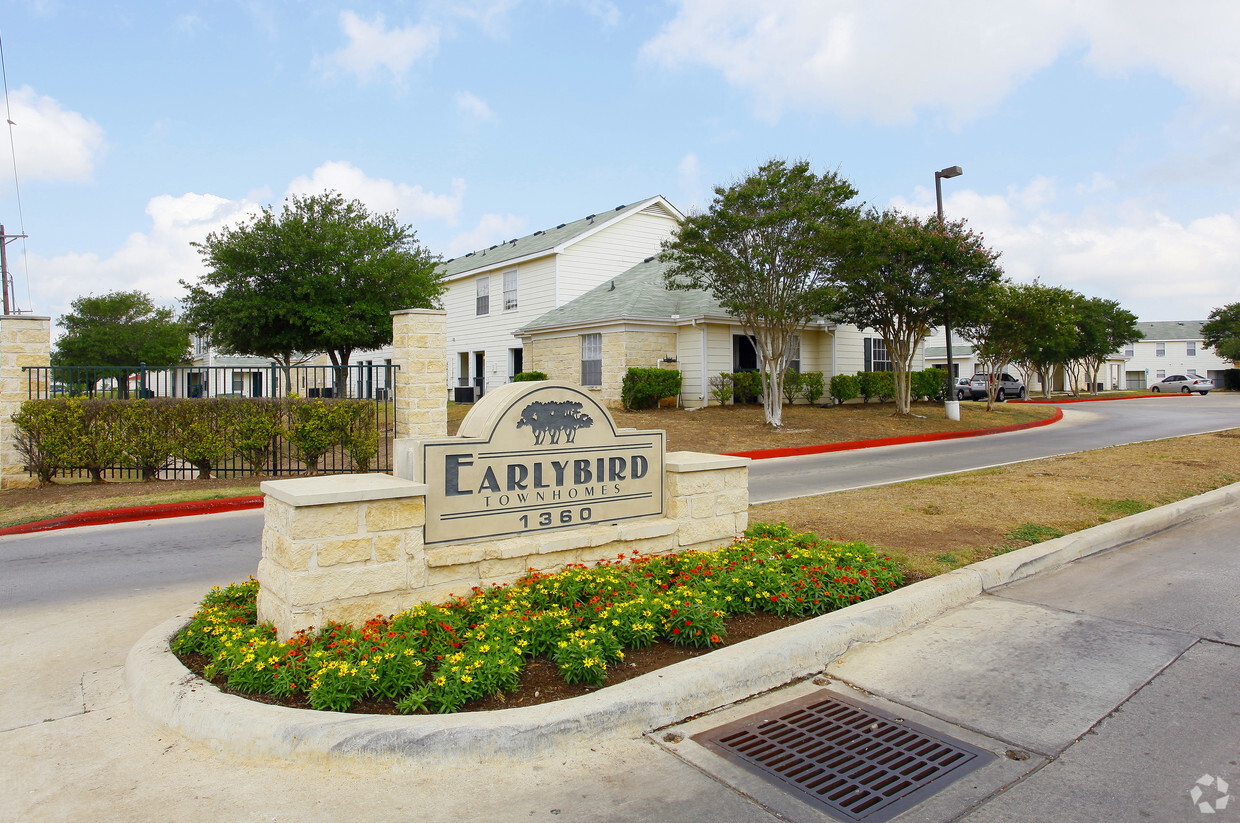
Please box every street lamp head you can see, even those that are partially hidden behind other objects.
[937,165,963,179]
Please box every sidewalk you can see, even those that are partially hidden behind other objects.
[5,487,1239,821]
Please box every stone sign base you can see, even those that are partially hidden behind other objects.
[257,452,749,640]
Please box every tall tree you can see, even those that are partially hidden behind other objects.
[1069,296,1142,395]
[51,291,190,398]
[659,158,860,427]
[184,190,443,392]
[831,210,1003,415]
[1004,281,1080,398]
[956,280,1028,410]
[1201,302,1240,363]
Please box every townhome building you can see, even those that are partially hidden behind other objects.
[1121,321,1234,390]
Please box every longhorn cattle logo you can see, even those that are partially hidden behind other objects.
[515,400,594,445]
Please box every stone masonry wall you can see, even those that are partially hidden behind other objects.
[0,315,51,490]
[256,452,750,639]
[390,308,448,440]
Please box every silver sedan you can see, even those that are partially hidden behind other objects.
[1149,374,1214,394]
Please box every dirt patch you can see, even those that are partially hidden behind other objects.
[751,429,1240,581]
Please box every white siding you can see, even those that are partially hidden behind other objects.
[1126,338,1232,386]
[557,211,678,305]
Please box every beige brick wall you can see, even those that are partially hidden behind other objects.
[525,329,678,408]
[391,309,447,439]
[257,453,750,639]
[0,316,51,490]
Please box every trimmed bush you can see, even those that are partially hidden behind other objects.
[829,373,859,405]
[800,371,825,405]
[708,373,734,407]
[286,399,357,476]
[172,399,233,480]
[1223,369,1240,391]
[120,399,177,481]
[621,367,681,410]
[345,403,379,473]
[9,399,76,485]
[858,371,894,403]
[912,368,949,401]
[227,399,284,476]
[781,370,803,404]
[512,371,547,382]
[732,371,762,404]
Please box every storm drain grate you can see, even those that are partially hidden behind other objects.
[693,691,993,823]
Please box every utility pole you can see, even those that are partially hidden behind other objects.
[1,224,29,315]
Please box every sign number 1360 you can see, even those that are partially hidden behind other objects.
[520,508,592,528]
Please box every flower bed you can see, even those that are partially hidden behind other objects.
[172,523,902,714]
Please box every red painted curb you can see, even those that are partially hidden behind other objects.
[722,407,1065,460]
[2,408,1070,535]
[1012,393,1196,404]
[0,495,264,537]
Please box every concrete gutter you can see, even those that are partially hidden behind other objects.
[125,480,1240,767]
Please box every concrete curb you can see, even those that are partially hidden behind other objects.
[1012,393,1194,404]
[126,481,1240,766]
[0,495,264,536]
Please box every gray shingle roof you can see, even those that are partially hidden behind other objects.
[439,197,679,279]
[1134,320,1205,341]
[518,256,732,332]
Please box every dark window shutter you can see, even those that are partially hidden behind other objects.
[864,337,872,372]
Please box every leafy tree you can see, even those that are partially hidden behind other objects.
[660,159,860,427]
[1068,297,1141,395]
[1006,282,1081,398]
[51,291,190,398]
[831,210,1003,414]
[959,281,1048,409]
[1202,302,1240,363]
[184,190,443,393]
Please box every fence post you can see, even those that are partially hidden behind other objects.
[0,315,51,489]
[390,308,447,442]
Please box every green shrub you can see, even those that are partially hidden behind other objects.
[800,371,825,405]
[9,399,77,485]
[732,371,762,404]
[227,399,284,476]
[912,368,949,401]
[172,399,232,480]
[829,373,859,405]
[858,371,894,403]
[344,403,379,473]
[621,368,682,410]
[513,371,547,382]
[781,369,803,404]
[286,399,356,475]
[120,399,176,481]
[708,373,734,407]
[68,399,125,483]
[1223,369,1240,391]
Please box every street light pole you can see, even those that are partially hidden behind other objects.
[934,165,963,420]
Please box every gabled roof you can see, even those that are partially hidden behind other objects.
[1134,320,1205,341]
[439,196,682,280]
[517,256,733,333]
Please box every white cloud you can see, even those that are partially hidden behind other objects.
[4,86,104,182]
[642,1,1240,124]
[575,0,620,27]
[455,91,494,120]
[446,213,528,257]
[325,11,439,83]
[439,0,521,38]
[285,161,465,224]
[891,183,1240,320]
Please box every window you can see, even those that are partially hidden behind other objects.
[1187,341,1196,356]
[865,337,892,372]
[232,371,244,394]
[476,276,490,316]
[1157,369,1166,380]
[581,333,602,386]
[1124,344,1134,358]
[786,335,801,373]
[503,269,518,311]
[1155,342,1165,357]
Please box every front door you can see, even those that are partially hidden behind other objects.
[474,352,486,397]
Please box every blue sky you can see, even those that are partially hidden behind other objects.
[3,0,1239,334]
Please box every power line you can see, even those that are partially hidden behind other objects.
[0,29,32,314]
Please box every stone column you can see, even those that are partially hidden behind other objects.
[0,315,51,490]
[664,451,751,549]
[390,308,447,441]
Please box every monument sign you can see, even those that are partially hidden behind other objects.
[407,381,665,545]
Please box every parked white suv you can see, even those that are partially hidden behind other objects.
[968,373,1026,402]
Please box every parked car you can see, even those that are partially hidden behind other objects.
[952,377,972,401]
[1149,374,1213,394]
[968,373,1026,402]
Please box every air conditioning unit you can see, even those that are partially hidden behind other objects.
[454,386,477,403]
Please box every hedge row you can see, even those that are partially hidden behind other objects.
[621,368,683,410]
[10,397,379,485]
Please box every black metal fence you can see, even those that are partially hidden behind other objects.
[19,362,399,480]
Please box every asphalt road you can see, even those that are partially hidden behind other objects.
[2,393,1236,609]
